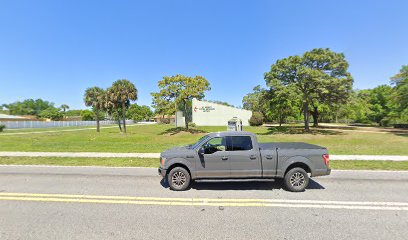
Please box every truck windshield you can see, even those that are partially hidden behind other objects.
[188,135,210,149]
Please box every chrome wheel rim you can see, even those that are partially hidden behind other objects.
[171,171,186,188]
[290,172,305,187]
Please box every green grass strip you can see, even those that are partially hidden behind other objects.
[330,160,408,171]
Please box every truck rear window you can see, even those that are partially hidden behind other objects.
[230,136,253,151]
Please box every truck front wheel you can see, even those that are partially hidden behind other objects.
[284,167,309,192]
[167,167,191,191]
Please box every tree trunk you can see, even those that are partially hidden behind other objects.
[312,106,319,127]
[122,102,127,133]
[183,100,189,130]
[96,109,100,132]
[303,101,310,131]
[279,110,283,127]
[116,108,122,132]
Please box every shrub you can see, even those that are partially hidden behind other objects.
[380,118,391,127]
[189,122,196,128]
[0,124,5,132]
[161,118,171,124]
[65,110,82,117]
[394,124,408,129]
[80,110,94,121]
[249,112,264,126]
[38,108,64,121]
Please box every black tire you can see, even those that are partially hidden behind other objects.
[167,167,191,191]
[283,167,309,192]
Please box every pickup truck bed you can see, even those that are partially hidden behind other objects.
[259,142,325,150]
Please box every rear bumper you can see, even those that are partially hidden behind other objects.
[312,168,331,177]
[158,167,167,177]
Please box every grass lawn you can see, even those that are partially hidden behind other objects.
[0,124,407,155]
[0,157,158,167]
[1,124,122,133]
[0,157,407,171]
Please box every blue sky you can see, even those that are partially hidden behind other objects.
[1,0,407,109]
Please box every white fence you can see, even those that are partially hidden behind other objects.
[1,120,133,129]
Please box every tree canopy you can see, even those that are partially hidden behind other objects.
[3,99,55,116]
[151,74,210,129]
[265,48,353,130]
[242,85,270,117]
[107,79,138,133]
[126,104,154,122]
[206,100,235,108]
[391,65,408,122]
[84,87,106,132]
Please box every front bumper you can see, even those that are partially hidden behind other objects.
[158,167,167,177]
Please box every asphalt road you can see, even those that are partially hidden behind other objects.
[0,165,407,240]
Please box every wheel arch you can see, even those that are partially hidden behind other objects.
[283,156,313,176]
[166,162,192,179]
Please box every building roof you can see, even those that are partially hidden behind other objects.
[0,114,28,119]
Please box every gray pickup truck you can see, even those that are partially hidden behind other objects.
[158,131,331,192]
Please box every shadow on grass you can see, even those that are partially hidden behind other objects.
[159,127,208,136]
[160,178,325,191]
[349,123,380,128]
[395,133,408,137]
[317,125,358,131]
[259,126,342,135]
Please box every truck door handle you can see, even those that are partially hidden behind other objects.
[265,155,273,159]
[221,156,228,160]
[249,155,257,160]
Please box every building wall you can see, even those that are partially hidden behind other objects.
[192,98,252,126]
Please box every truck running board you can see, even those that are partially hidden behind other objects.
[195,178,276,183]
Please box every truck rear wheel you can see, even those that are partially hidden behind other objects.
[167,167,191,191]
[284,167,309,192]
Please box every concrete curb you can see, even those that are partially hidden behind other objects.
[330,155,408,161]
[0,152,160,158]
[1,152,408,161]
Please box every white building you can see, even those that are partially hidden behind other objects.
[191,98,252,126]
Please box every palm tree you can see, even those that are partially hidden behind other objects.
[60,104,69,119]
[84,87,105,132]
[105,90,122,132]
[108,79,138,133]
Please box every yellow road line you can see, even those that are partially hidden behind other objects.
[0,196,408,211]
[1,192,408,206]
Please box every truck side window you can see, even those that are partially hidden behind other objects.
[231,136,253,151]
[203,137,226,154]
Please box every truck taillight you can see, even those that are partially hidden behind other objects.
[322,154,330,166]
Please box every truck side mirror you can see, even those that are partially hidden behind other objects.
[198,147,205,155]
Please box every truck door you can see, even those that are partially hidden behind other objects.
[228,136,262,178]
[195,137,230,178]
